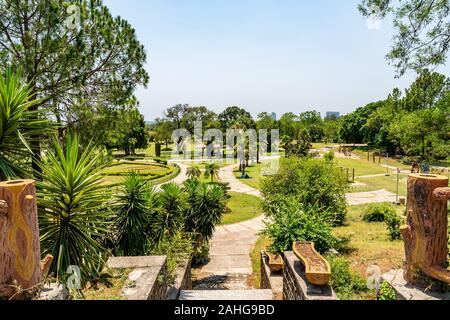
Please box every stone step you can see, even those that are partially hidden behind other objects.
[179,290,273,301]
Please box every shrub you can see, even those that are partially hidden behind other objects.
[261,157,349,225]
[326,255,369,300]
[363,203,396,223]
[114,172,158,256]
[324,151,335,162]
[38,135,111,285]
[263,198,338,255]
[386,214,403,241]
[378,281,397,300]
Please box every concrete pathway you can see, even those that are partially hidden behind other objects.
[346,189,398,205]
[194,215,265,290]
[155,162,189,192]
[218,163,262,198]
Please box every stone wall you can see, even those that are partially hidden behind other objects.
[107,256,168,300]
[260,251,283,300]
[166,257,192,300]
[283,251,337,300]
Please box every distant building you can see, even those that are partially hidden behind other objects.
[271,112,277,121]
[325,111,340,119]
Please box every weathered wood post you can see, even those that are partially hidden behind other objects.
[400,174,450,289]
[0,180,50,299]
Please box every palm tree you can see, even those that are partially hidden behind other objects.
[115,172,157,256]
[186,165,201,180]
[37,135,111,285]
[0,68,52,179]
[204,162,220,183]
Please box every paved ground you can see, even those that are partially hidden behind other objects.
[155,162,189,192]
[193,215,265,290]
[346,189,398,205]
[218,163,262,198]
[180,289,273,300]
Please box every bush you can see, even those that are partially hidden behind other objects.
[386,214,403,241]
[378,281,397,300]
[326,255,369,300]
[324,151,335,162]
[261,157,349,225]
[263,198,338,255]
[363,203,396,223]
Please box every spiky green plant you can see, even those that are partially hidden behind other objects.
[150,183,187,247]
[115,172,157,256]
[37,134,112,286]
[183,179,229,243]
[0,68,52,179]
[204,162,220,183]
[186,165,201,180]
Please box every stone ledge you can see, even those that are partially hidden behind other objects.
[283,251,337,300]
[107,256,167,269]
[260,251,283,300]
[383,269,450,301]
[107,256,168,300]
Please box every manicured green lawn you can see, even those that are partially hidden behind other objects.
[334,158,388,176]
[352,174,409,197]
[222,192,262,225]
[234,159,279,190]
[311,143,339,149]
[102,163,170,175]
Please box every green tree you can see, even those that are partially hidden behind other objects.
[186,166,201,180]
[261,157,349,225]
[279,112,299,141]
[0,69,53,179]
[37,135,111,285]
[359,0,450,76]
[204,162,220,183]
[218,106,253,131]
[0,0,149,171]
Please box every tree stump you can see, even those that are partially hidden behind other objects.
[400,174,450,289]
[0,180,42,299]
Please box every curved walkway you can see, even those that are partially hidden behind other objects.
[218,163,262,198]
[155,162,189,192]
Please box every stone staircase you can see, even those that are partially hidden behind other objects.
[179,290,273,300]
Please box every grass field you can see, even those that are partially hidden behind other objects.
[333,205,405,276]
[352,174,409,196]
[250,235,272,289]
[233,159,279,190]
[222,192,262,225]
[334,158,388,177]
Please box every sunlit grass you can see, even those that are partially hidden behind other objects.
[222,192,262,225]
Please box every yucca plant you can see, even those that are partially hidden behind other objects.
[115,172,157,256]
[186,165,201,180]
[150,183,187,247]
[183,179,229,243]
[0,68,52,179]
[204,162,220,183]
[37,134,112,286]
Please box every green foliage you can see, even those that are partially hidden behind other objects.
[204,162,220,183]
[378,281,397,300]
[261,157,349,225]
[263,198,338,255]
[327,255,369,300]
[187,166,201,180]
[37,135,111,285]
[0,69,53,179]
[359,0,450,76]
[363,203,396,223]
[324,151,335,162]
[386,213,403,241]
[183,179,229,242]
[114,172,157,256]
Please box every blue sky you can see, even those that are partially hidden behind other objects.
[104,0,449,121]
